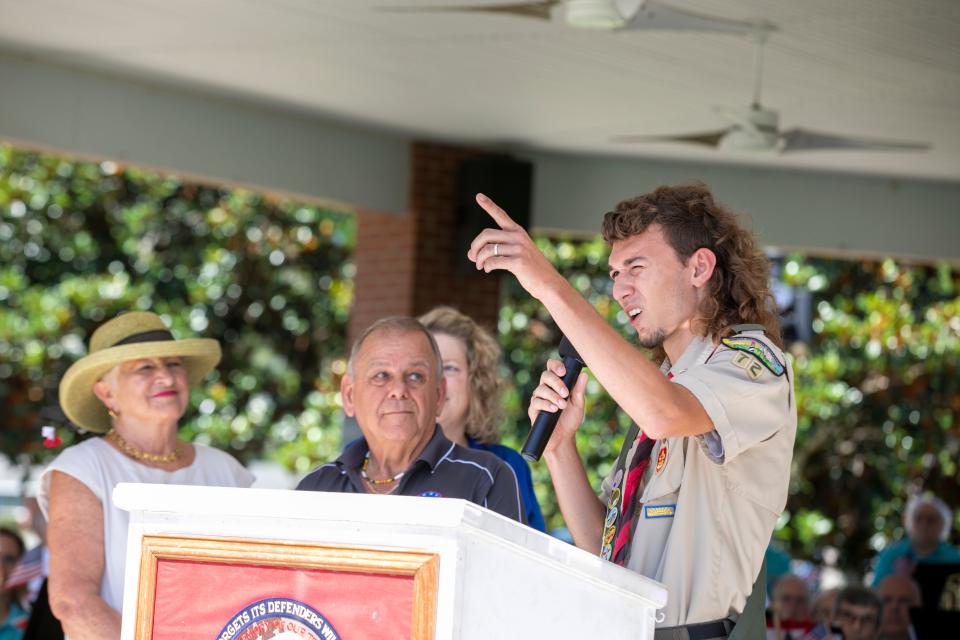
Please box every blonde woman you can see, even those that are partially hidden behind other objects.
[39,312,254,639]
[419,306,545,532]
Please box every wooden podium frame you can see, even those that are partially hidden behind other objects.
[134,534,438,639]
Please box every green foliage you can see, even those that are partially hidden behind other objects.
[3,143,958,577]
[782,256,960,574]
[0,145,354,471]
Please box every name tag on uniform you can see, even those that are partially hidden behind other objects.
[644,504,676,519]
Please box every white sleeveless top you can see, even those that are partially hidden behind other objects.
[38,437,255,615]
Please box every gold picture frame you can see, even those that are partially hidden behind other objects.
[135,534,439,639]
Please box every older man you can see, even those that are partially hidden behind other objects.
[772,574,812,624]
[875,575,921,640]
[872,494,960,586]
[810,588,839,625]
[833,586,882,640]
[297,316,524,522]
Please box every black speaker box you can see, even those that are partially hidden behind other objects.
[453,155,533,273]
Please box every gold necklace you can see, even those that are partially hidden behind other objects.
[106,429,179,463]
[363,476,398,495]
[360,452,405,485]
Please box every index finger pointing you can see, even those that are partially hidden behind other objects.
[476,193,519,231]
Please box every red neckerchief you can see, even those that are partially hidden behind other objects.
[607,371,673,566]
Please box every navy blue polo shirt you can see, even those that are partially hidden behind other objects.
[296,425,525,524]
[469,438,546,533]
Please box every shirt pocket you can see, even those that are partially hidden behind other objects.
[640,439,685,507]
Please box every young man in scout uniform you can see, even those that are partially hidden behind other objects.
[468,182,797,639]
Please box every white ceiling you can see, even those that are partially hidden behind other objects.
[1,0,959,181]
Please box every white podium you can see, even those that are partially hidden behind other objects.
[115,483,667,639]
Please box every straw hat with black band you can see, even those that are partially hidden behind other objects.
[59,311,221,434]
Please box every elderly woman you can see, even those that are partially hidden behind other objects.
[297,316,523,523]
[872,494,960,587]
[38,312,254,639]
[418,306,545,532]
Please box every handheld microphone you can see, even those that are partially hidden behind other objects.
[521,336,585,462]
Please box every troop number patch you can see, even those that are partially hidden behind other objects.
[721,337,785,376]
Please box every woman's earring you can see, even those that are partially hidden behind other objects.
[108,409,118,419]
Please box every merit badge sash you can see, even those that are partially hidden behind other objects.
[600,372,672,566]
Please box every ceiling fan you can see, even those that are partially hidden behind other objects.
[379,0,775,34]
[613,33,932,154]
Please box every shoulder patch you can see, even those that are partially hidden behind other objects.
[721,337,785,376]
[732,351,765,380]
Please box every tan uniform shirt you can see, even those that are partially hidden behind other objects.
[600,331,797,627]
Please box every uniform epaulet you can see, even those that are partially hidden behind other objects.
[720,330,785,376]
[731,324,766,334]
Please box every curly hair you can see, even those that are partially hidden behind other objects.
[418,306,504,444]
[601,182,782,348]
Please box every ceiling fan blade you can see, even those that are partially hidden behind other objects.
[712,105,765,133]
[377,1,560,21]
[618,0,776,34]
[612,130,729,147]
[780,128,932,153]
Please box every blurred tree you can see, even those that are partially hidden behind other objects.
[0,144,354,474]
[782,256,959,575]
[3,144,957,576]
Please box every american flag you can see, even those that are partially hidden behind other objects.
[5,544,44,589]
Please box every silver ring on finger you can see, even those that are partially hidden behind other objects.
[493,243,500,257]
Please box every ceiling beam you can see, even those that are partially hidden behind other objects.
[3,48,957,264]
[0,49,411,213]
[529,151,960,264]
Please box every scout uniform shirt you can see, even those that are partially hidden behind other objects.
[600,330,797,627]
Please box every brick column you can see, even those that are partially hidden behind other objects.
[409,142,501,330]
[349,142,503,343]
[347,208,417,344]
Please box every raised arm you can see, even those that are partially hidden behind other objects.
[47,471,122,639]
[468,194,712,440]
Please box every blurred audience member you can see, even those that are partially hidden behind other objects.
[766,544,793,597]
[9,498,63,640]
[767,573,818,638]
[811,588,840,625]
[774,574,813,624]
[875,575,920,640]
[872,494,960,587]
[0,527,28,639]
[8,496,63,640]
[7,499,46,606]
[833,586,882,640]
